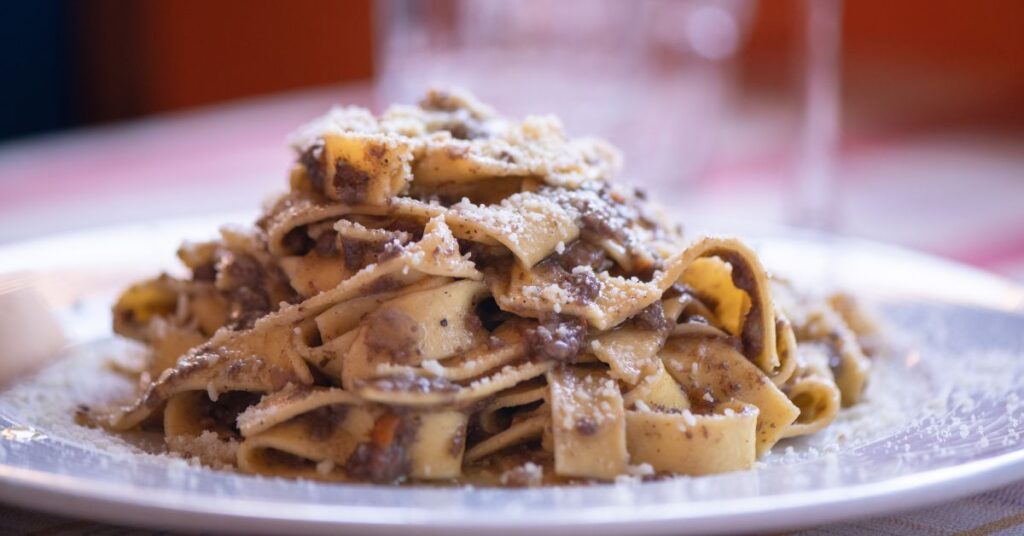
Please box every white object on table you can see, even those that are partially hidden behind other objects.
[0,277,66,386]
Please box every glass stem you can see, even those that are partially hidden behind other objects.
[795,0,842,231]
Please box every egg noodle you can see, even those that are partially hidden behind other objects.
[89,90,875,485]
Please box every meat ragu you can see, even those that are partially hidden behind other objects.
[95,89,877,485]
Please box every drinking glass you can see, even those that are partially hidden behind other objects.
[374,0,755,196]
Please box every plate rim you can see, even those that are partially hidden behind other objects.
[1,444,1023,535]
[2,216,1024,534]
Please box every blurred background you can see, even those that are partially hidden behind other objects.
[1,0,1022,281]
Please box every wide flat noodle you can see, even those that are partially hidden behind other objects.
[314,277,451,341]
[493,253,685,330]
[465,414,547,463]
[147,319,207,378]
[781,375,841,438]
[237,386,362,436]
[279,255,351,297]
[409,411,469,479]
[622,361,690,412]
[341,280,489,387]
[318,133,414,206]
[771,313,799,387]
[237,386,468,481]
[547,366,628,479]
[590,328,664,385]
[773,279,871,406]
[163,392,241,468]
[238,405,377,480]
[375,323,528,383]
[478,379,548,434]
[104,320,314,431]
[625,402,758,475]
[355,360,554,409]
[661,336,798,456]
[413,117,620,189]
[448,191,579,268]
[680,237,779,374]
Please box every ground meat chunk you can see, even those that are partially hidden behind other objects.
[556,187,666,279]
[333,160,370,204]
[345,412,418,483]
[299,141,326,192]
[314,231,338,256]
[364,276,404,295]
[716,250,764,360]
[389,217,425,240]
[555,240,612,273]
[459,240,512,271]
[533,257,602,306]
[232,286,270,312]
[228,284,271,330]
[566,191,627,241]
[363,309,423,362]
[568,270,601,304]
[345,440,407,482]
[441,120,487,141]
[342,240,380,271]
[215,249,282,325]
[219,252,263,289]
[631,301,670,332]
[304,405,349,442]
[579,208,619,238]
[282,227,315,256]
[524,314,588,363]
[198,391,261,436]
[575,417,598,436]
[342,238,405,271]
[192,262,216,282]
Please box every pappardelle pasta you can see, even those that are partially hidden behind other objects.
[87,90,878,485]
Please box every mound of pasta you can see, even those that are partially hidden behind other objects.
[89,89,876,485]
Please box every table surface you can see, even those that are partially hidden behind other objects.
[1,83,1023,535]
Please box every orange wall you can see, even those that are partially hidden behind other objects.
[75,0,373,122]
[740,0,1024,126]
[73,1,1022,127]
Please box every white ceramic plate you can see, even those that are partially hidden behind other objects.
[1,215,1023,535]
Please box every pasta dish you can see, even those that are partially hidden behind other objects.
[85,90,877,485]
